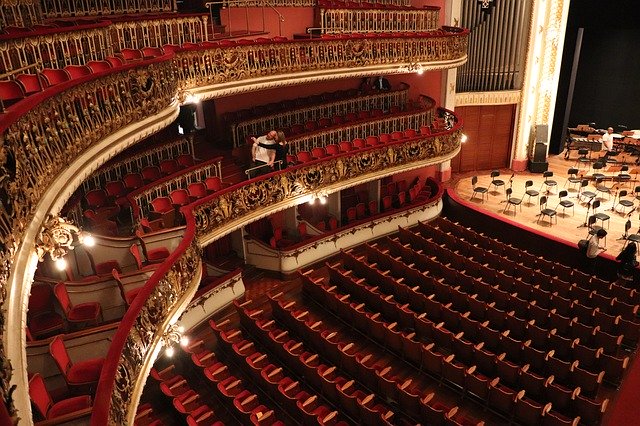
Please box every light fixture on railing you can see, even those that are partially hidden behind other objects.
[178,90,200,105]
[398,62,424,75]
[34,215,94,271]
[162,324,188,358]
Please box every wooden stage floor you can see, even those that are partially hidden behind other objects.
[451,154,640,258]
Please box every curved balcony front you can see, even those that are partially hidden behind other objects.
[0,31,468,421]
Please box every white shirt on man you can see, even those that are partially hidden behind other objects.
[602,130,614,151]
[253,134,276,163]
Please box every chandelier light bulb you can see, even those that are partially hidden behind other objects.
[165,346,174,357]
[83,234,96,247]
[461,134,468,143]
[180,336,190,347]
[320,196,328,205]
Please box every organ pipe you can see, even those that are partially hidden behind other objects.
[457,0,532,92]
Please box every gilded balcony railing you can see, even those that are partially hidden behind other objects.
[174,30,469,92]
[82,136,194,193]
[230,86,409,147]
[110,14,210,51]
[0,20,113,73]
[0,32,468,420]
[288,108,434,153]
[39,0,174,18]
[0,0,42,27]
[319,7,440,34]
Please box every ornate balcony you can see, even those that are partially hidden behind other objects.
[0,32,468,422]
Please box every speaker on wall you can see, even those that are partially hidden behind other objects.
[536,124,549,144]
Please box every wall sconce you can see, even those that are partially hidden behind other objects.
[461,133,468,143]
[35,215,94,271]
[308,192,328,205]
[162,324,188,357]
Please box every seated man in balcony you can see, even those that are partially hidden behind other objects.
[372,76,391,91]
[250,130,277,178]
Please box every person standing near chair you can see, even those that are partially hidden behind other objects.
[585,229,607,275]
[259,130,289,171]
[602,127,615,157]
[250,130,276,178]
[616,241,637,282]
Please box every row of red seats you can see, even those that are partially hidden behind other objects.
[419,221,639,324]
[0,19,104,36]
[302,266,607,426]
[147,176,226,229]
[267,290,491,425]
[155,369,220,426]
[431,217,640,306]
[386,230,631,380]
[210,318,349,425]
[337,248,617,398]
[235,298,433,425]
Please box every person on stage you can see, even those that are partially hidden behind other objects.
[601,127,615,157]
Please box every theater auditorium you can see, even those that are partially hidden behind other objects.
[1,0,639,424]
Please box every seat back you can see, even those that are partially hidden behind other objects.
[0,80,26,109]
[29,373,53,420]
[150,197,173,213]
[129,245,145,270]
[49,335,72,376]
[64,65,92,78]
[15,73,45,95]
[105,180,126,198]
[123,173,144,190]
[29,284,55,315]
[86,60,112,73]
[53,282,73,316]
[41,68,71,86]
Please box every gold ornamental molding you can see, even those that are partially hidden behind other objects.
[455,90,521,107]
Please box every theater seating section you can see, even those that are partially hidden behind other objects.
[134,215,639,425]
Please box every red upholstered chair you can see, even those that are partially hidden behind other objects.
[141,166,162,183]
[27,284,64,339]
[85,249,121,276]
[123,173,144,191]
[170,189,191,208]
[352,138,366,149]
[382,195,393,211]
[328,216,338,230]
[0,80,25,109]
[355,203,367,219]
[312,147,328,159]
[134,229,170,264]
[188,182,208,201]
[129,244,159,272]
[29,373,92,421]
[160,159,180,176]
[86,60,112,73]
[297,151,313,163]
[403,129,417,138]
[379,133,393,144]
[177,154,196,168]
[120,48,144,61]
[41,68,71,87]
[15,73,45,95]
[83,210,118,237]
[142,46,165,58]
[365,136,380,147]
[105,56,124,67]
[54,282,102,328]
[205,176,224,193]
[339,141,353,152]
[150,197,176,228]
[368,200,378,216]
[111,269,142,308]
[326,144,340,156]
[104,180,130,209]
[49,335,105,391]
[64,65,92,79]
[346,207,357,223]
[391,131,404,141]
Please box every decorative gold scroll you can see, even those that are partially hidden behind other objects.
[39,0,173,18]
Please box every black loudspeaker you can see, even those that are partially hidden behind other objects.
[536,124,549,144]
[533,142,548,163]
[529,161,549,173]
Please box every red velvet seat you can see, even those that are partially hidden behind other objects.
[173,389,203,415]
[86,60,112,73]
[0,80,25,109]
[49,335,105,390]
[312,147,327,159]
[297,151,313,163]
[204,176,225,193]
[123,172,144,191]
[142,166,162,183]
[160,159,180,176]
[54,282,102,327]
[150,196,176,228]
[352,138,366,149]
[64,65,92,78]
[27,284,64,339]
[339,141,353,152]
[41,68,71,87]
[120,48,144,61]
[113,267,144,307]
[105,56,124,67]
[170,189,191,208]
[29,373,91,421]
[15,73,45,95]
[142,46,165,58]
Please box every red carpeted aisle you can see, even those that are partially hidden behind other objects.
[604,352,640,425]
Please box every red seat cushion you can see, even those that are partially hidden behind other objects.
[48,395,92,419]
[67,357,104,385]
[94,260,120,275]
[67,303,100,322]
[29,313,64,337]
[147,247,170,262]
